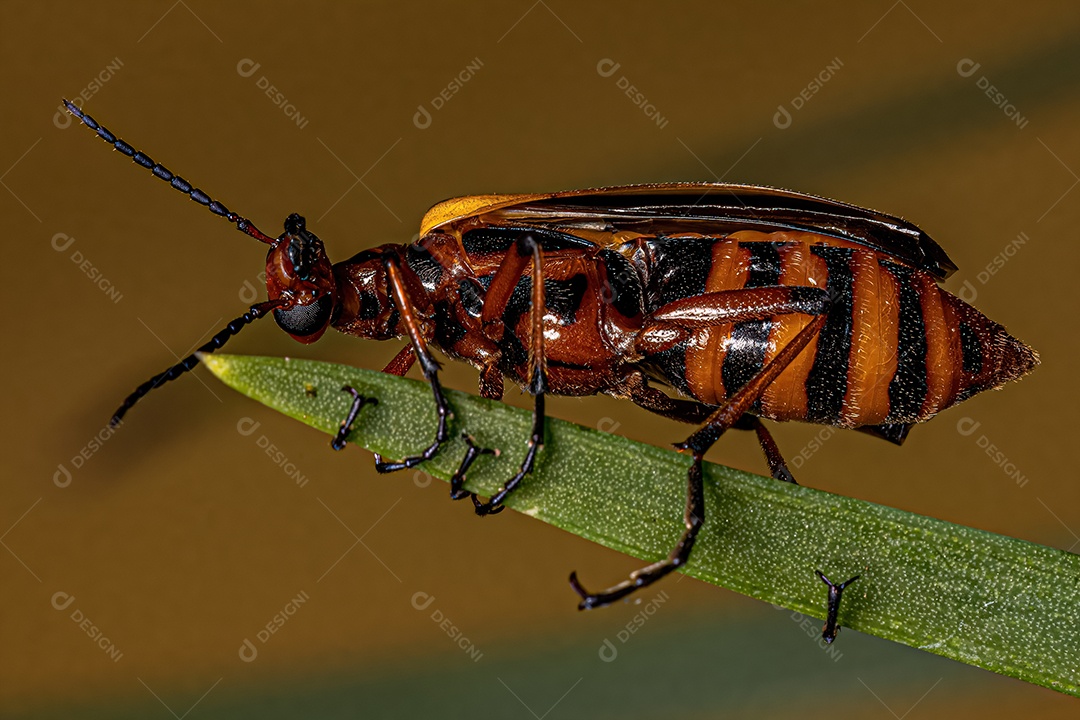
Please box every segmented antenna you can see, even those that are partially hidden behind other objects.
[62,99,277,245]
[109,299,284,427]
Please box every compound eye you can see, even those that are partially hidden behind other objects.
[274,293,334,337]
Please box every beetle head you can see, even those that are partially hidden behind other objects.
[265,214,338,343]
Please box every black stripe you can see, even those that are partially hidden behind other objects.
[490,275,590,327]
[357,290,379,320]
[598,248,644,318]
[406,244,444,291]
[881,260,929,422]
[805,246,855,423]
[386,307,400,336]
[646,236,715,309]
[461,226,595,255]
[458,279,484,319]
[640,236,715,398]
[432,300,468,349]
[722,243,782,404]
[496,276,531,336]
[545,274,589,324]
[481,270,590,379]
[650,340,693,397]
[476,266,527,372]
[859,422,914,445]
[497,328,528,376]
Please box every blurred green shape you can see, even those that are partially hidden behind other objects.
[203,353,1080,696]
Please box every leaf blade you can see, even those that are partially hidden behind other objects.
[202,353,1080,695]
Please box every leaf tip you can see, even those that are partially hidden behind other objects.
[199,352,231,380]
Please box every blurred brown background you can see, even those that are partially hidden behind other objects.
[4,2,1079,717]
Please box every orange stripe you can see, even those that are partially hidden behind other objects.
[937,292,967,409]
[760,238,824,422]
[841,251,898,425]
[915,273,953,418]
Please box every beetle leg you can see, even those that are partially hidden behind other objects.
[571,313,828,609]
[442,362,506,502]
[432,359,506,503]
[472,237,547,517]
[816,571,860,643]
[327,347,411,451]
[450,233,540,510]
[621,370,796,483]
[618,369,715,424]
[479,362,505,401]
[471,382,544,517]
[371,257,453,473]
[620,370,795,481]
[430,357,506,505]
[449,433,497,500]
[569,454,706,608]
[634,284,831,482]
[331,386,379,450]
[753,419,795,484]
[442,363,504,504]
[732,415,796,484]
[382,344,416,377]
[478,236,537,342]
[636,285,829,355]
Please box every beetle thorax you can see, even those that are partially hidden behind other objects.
[330,247,402,342]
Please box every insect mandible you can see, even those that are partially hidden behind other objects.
[65,100,1038,624]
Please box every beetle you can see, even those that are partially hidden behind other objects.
[65,100,1038,626]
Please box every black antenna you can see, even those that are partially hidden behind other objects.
[62,100,294,425]
[109,299,284,427]
[62,99,277,245]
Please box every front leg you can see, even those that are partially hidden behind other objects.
[329,344,420,454]
[372,256,453,473]
[331,387,379,451]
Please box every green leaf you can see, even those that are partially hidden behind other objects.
[202,353,1079,696]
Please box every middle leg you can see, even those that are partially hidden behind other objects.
[621,369,797,484]
[470,235,549,516]
[732,415,796,484]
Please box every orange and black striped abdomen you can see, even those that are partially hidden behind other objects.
[641,231,1036,428]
